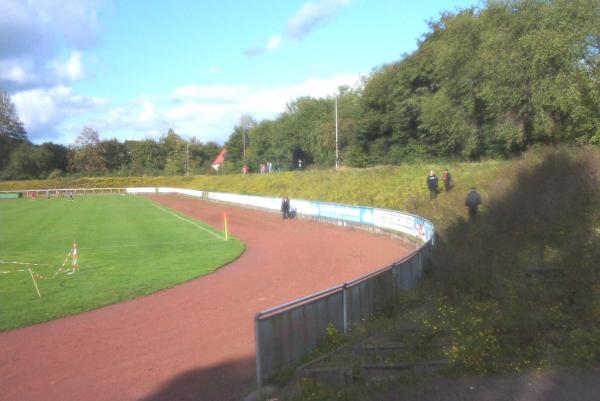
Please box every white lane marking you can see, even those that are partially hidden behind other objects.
[150,202,224,240]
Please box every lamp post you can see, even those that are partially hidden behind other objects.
[335,96,339,171]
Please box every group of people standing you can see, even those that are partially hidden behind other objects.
[427,169,482,218]
[243,162,275,174]
[426,169,452,198]
[259,162,273,174]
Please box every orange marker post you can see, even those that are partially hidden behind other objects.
[223,213,229,241]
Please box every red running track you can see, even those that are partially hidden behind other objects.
[0,195,414,401]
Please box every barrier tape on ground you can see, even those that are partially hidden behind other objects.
[0,241,78,278]
[0,260,51,266]
[1,268,29,274]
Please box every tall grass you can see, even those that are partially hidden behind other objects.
[426,146,600,372]
[432,148,599,309]
[0,161,507,222]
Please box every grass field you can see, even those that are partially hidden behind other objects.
[0,195,244,331]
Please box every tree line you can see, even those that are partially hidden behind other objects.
[2,0,599,179]
[0,92,221,179]
[223,0,600,171]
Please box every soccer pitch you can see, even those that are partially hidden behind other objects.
[0,195,244,331]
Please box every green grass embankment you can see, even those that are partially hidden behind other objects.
[273,147,600,400]
[0,160,507,233]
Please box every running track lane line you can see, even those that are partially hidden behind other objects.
[149,201,225,241]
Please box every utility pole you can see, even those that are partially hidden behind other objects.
[243,124,246,163]
[240,114,252,167]
[186,142,189,176]
[335,96,339,171]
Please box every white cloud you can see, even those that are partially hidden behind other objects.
[244,35,284,57]
[99,74,360,144]
[13,74,362,145]
[12,85,108,143]
[266,35,282,51]
[86,99,169,139]
[172,84,252,103]
[138,101,156,123]
[286,0,351,40]
[1,64,32,84]
[245,1,350,57]
[0,58,39,86]
[0,0,101,91]
[55,51,84,81]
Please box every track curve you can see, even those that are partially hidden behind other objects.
[0,195,413,401]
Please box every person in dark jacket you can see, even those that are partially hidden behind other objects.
[427,170,439,199]
[281,196,290,219]
[465,187,482,218]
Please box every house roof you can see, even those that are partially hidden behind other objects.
[212,148,227,165]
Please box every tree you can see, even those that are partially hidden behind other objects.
[352,0,600,162]
[2,143,38,179]
[0,90,27,142]
[0,90,28,172]
[32,142,68,177]
[100,139,130,173]
[125,139,166,175]
[68,127,107,175]
[161,128,187,175]
[188,139,220,173]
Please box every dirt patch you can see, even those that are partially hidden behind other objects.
[0,195,412,401]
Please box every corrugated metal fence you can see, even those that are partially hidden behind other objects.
[254,237,433,386]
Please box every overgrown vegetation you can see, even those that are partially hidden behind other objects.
[269,147,599,401]
[429,147,600,371]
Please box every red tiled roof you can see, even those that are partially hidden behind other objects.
[212,148,227,165]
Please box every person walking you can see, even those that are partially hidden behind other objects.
[427,170,439,199]
[465,187,482,218]
[281,196,290,219]
[442,169,452,192]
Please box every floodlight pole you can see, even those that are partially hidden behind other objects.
[335,96,339,171]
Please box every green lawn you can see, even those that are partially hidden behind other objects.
[0,195,244,331]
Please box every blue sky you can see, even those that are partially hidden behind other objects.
[2,0,482,145]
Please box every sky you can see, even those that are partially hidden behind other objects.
[1,0,482,146]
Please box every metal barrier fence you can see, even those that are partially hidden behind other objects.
[254,239,433,386]
[0,188,128,195]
